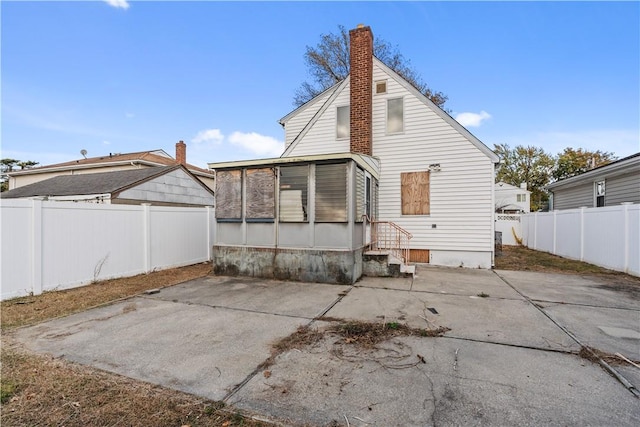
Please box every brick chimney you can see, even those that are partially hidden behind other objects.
[349,24,373,156]
[176,140,186,165]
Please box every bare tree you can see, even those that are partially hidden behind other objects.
[294,25,448,109]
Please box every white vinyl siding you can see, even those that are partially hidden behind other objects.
[282,88,335,148]
[285,84,351,156]
[282,59,496,256]
[371,62,494,252]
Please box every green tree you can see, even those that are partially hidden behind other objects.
[494,144,555,211]
[294,25,448,108]
[1,158,39,192]
[552,148,616,181]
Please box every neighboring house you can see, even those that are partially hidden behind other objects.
[547,152,639,210]
[6,141,215,192]
[207,24,499,284]
[279,25,499,268]
[495,182,531,213]
[1,165,215,207]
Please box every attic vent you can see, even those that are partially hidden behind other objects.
[376,81,387,94]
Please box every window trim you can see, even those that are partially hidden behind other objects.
[595,180,605,207]
[336,105,350,140]
[386,97,404,134]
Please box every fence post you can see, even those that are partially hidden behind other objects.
[142,204,151,273]
[206,206,213,261]
[579,207,586,261]
[622,202,632,273]
[552,210,557,255]
[31,199,43,296]
[533,212,538,250]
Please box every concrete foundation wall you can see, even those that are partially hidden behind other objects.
[212,245,363,285]
[362,253,401,277]
[429,250,493,269]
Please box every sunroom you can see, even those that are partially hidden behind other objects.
[208,153,379,284]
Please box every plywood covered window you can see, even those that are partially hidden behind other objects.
[216,170,242,219]
[401,171,430,215]
[246,168,275,220]
[316,163,347,222]
[279,165,308,222]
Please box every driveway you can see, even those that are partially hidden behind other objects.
[14,267,640,426]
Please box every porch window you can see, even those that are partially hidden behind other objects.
[315,163,347,222]
[401,171,430,215]
[337,106,349,139]
[387,98,404,134]
[279,165,308,222]
[246,168,275,220]
[216,170,242,219]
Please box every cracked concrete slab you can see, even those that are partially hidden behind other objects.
[495,270,640,310]
[14,296,308,401]
[146,275,351,318]
[362,267,523,300]
[325,287,579,351]
[228,335,640,427]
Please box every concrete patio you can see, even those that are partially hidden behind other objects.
[14,266,640,426]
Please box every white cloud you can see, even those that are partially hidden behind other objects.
[228,132,284,157]
[192,129,224,144]
[455,110,492,128]
[103,140,111,145]
[104,0,130,10]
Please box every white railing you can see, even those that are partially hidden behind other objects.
[0,199,214,300]
[370,220,413,264]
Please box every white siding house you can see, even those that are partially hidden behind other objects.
[280,25,499,268]
[495,182,531,213]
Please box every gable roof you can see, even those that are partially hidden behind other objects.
[280,78,350,157]
[546,152,640,191]
[278,57,499,163]
[7,149,213,178]
[0,165,212,199]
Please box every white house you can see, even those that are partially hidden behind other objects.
[495,182,531,213]
[279,25,499,268]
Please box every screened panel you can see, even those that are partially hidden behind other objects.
[337,106,350,139]
[401,171,430,215]
[356,167,365,222]
[246,168,275,219]
[280,165,309,222]
[316,163,347,222]
[387,98,404,133]
[216,170,242,219]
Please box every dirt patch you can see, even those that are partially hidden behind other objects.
[578,346,640,367]
[495,246,629,276]
[1,336,271,427]
[1,263,212,330]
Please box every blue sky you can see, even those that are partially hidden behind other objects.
[2,1,638,169]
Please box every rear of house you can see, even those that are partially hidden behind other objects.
[280,25,499,269]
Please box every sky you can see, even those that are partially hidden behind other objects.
[2,1,639,170]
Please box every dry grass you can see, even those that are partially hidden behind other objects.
[578,346,640,367]
[1,263,272,427]
[1,263,212,330]
[496,245,638,278]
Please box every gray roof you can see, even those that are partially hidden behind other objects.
[1,166,178,199]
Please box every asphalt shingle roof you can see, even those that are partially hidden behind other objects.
[1,166,176,199]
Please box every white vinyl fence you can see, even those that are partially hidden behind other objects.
[495,214,522,246]
[521,203,639,277]
[1,199,214,300]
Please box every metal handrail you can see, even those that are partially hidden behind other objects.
[369,220,413,264]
